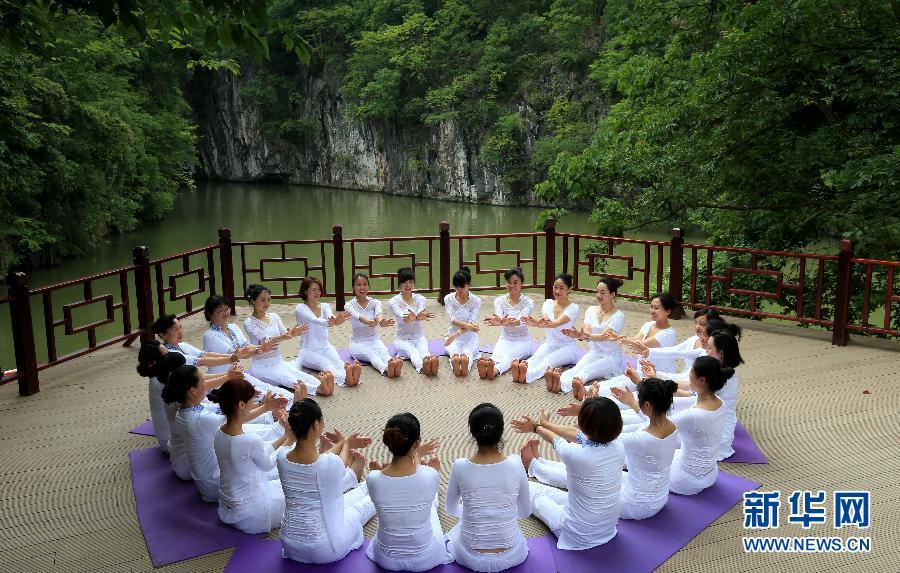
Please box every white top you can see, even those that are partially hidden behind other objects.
[244,313,289,362]
[445,456,530,551]
[366,465,448,563]
[551,434,624,550]
[717,372,740,457]
[672,405,726,479]
[540,299,580,346]
[444,292,482,341]
[174,405,223,501]
[203,323,250,374]
[636,321,678,371]
[346,297,385,343]
[148,376,169,448]
[584,307,626,354]
[619,428,680,510]
[388,293,429,341]
[165,341,205,366]
[294,302,335,351]
[278,451,362,558]
[214,430,277,512]
[493,294,535,341]
[648,335,704,374]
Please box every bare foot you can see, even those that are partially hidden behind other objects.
[485,358,497,379]
[476,358,487,379]
[452,355,461,377]
[517,360,528,383]
[353,361,362,383]
[544,368,555,391]
[429,356,439,375]
[394,358,404,377]
[573,378,586,401]
[317,372,334,396]
[293,381,309,402]
[552,368,563,393]
[459,355,469,376]
[386,358,396,378]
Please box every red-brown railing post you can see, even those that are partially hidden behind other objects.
[132,246,155,343]
[832,239,853,346]
[544,218,557,300]
[218,228,236,315]
[332,225,346,311]
[669,228,685,304]
[7,272,40,396]
[439,221,451,303]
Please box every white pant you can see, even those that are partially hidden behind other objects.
[529,458,567,489]
[394,336,430,373]
[489,338,533,375]
[351,339,393,375]
[559,351,622,393]
[249,355,321,395]
[298,345,347,386]
[528,482,568,535]
[445,334,480,369]
[524,343,579,383]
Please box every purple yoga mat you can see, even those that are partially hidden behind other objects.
[129,448,256,566]
[129,420,155,437]
[549,470,761,573]
[225,535,557,573]
[722,421,768,464]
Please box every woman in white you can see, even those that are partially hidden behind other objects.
[278,398,375,564]
[479,268,534,381]
[615,356,730,495]
[445,403,530,572]
[137,341,172,453]
[213,378,295,534]
[534,378,680,520]
[512,398,624,550]
[590,308,721,404]
[153,313,254,369]
[346,274,404,377]
[366,412,450,571]
[388,267,439,375]
[202,295,296,402]
[295,276,358,386]
[558,277,626,398]
[618,292,680,371]
[443,266,482,377]
[161,364,287,501]
[520,274,580,388]
[243,284,331,396]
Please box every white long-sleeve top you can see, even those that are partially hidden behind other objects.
[243,313,290,362]
[550,434,624,550]
[346,297,384,343]
[647,335,704,375]
[584,307,625,354]
[277,451,365,562]
[445,456,530,551]
[635,321,678,371]
[672,405,726,481]
[493,294,535,341]
[619,427,680,511]
[175,405,224,501]
[444,292,482,338]
[366,465,450,567]
[203,323,250,374]
[165,341,206,366]
[388,293,429,341]
[540,299,580,347]
[214,430,277,513]
[294,302,335,351]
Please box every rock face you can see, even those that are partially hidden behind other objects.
[187,68,542,206]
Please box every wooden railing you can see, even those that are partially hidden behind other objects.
[2,219,897,395]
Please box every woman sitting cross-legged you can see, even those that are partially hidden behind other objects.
[512,398,624,550]
[365,413,451,571]
[445,403,531,572]
[161,365,288,502]
[213,378,296,534]
[278,398,375,564]
[611,355,730,495]
[553,378,680,520]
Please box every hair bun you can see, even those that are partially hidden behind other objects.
[382,427,406,449]
[665,379,679,395]
[207,388,223,403]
